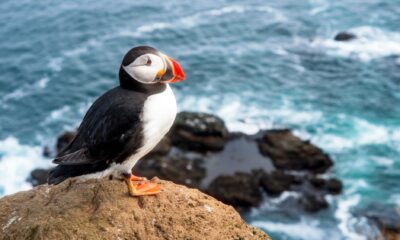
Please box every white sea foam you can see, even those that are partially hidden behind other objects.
[251,218,330,240]
[371,156,394,166]
[249,191,301,215]
[47,57,63,72]
[37,77,50,89]
[335,195,366,240]
[116,5,285,38]
[0,137,52,196]
[390,194,400,207]
[179,95,323,134]
[310,26,400,61]
[62,46,88,57]
[314,117,400,152]
[2,77,51,102]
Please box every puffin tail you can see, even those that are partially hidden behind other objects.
[47,166,69,185]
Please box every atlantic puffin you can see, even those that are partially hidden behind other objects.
[48,46,185,196]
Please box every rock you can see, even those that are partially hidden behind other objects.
[42,146,51,157]
[259,171,302,196]
[56,131,76,153]
[207,172,263,208]
[133,156,206,188]
[300,194,329,212]
[170,111,229,152]
[258,129,333,173]
[363,208,400,240]
[310,177,343,195]
[334,32,356,41]
[27,168,51,186]
[0,178,270,240]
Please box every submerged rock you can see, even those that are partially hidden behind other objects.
[257,129,333,173]
[300,193,329,212]
[310,177,343,195]
[207,172,263,208]
[259,170,302,196]
[0,178,270,240]
[170,111,229,152]
[334,32,356,41]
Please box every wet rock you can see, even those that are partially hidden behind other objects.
[42,146,51,157]
[258,129,333,173]
[259,171,302,196]
[207,172,263,208]
[170,111,229,152]
[334,32,356,41]
[310,177,343,195]
[56,131,76,153]
[300,194,329,212]
[133,156,206,188]
[363,207,400,240]
[28,168,50,186]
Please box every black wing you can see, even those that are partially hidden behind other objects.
[53,87,147,165]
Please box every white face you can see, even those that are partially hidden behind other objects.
[122,53,165,84]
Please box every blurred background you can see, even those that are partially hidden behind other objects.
[0,0,399,239]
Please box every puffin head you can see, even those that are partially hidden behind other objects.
[119,46,185,88]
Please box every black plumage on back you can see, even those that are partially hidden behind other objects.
[48,84,165,184]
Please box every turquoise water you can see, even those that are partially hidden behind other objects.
[0,0,399,239]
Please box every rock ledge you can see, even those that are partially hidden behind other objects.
[0,178,270,240]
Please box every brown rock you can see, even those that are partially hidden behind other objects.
[170,111,229,152]
[0,178,270,240]
[258,129,333,173]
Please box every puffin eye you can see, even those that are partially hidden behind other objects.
[145,57,152,66]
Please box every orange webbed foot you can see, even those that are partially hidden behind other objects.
[124,175,160,197]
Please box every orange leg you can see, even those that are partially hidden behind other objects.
[124,174,161,197]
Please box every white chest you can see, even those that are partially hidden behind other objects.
[139,84,177,156]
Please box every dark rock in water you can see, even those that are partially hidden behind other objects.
[28,168,51,186]
[360,207,400,240]
[56,131,76,153]
[33,112,343,212]
[133,156,206,188]
[207,172,263,208]
[42,146,51,157]
[310,177,343,195]
[259,170,302,196]
[143,136,172,158]
[300,194,329,212]
[326,178,342,194]
[334,32,356,41]
[258,129,333,173]
[170,111,229,152]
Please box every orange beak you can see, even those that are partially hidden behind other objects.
[162,55,186,83]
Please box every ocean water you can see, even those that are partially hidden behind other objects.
[0,0,399,239]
